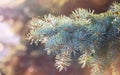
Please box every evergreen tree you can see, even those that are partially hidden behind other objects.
[27,2,120,75]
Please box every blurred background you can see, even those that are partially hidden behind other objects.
[0,0,120,75]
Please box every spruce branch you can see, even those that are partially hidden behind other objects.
[27,2,120,75]
[55,50,71,71]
